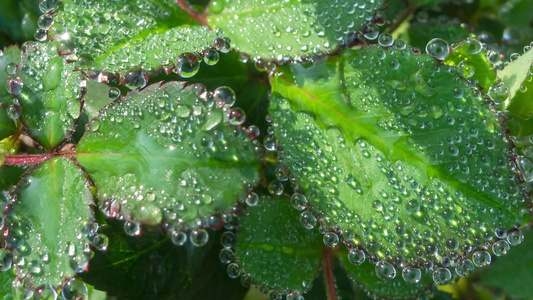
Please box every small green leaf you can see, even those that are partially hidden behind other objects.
[48,0,217,76]
[505,65,533,119]
[339,248,432,299]
[206,0,385,61]
[499,47,533,102]
[235,197,323,295]
[269,46,528,270]
[0,45,21,101]
[0,105,16,141]
[444,37,496,90]
[76,82,260,229]
[14,42,85,149]
[480,227,533,299]
[6,157,94,288]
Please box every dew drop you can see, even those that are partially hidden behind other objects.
[175,52,201,78]
[37,14,54,30]
[0,249,12,271]
[227,262,240,278]
[426,38,450,60]
[214,86,236,107]
[4,63,16,77]
[375,261,396,280]
[465,38,482,54]
[347,248,365,265]
[190,229,209,247]
[108,87,120,100]
[378,33,394,47]
[457,61,475,79]
[171,230,187,246]
[268,180,284,196]
[402,267,422,283]
[290,193,307,211]
[221,232,236,248]
[229,108,246,125]
[492,240,510,256]
[323,232,339,247]
[300,211,316,230]
[39,0,58,13]
[455,259,475,277]
[7,77,23,96]
[219,248,234,264]
[203,49,220,66]
[432,267,452,285]
[124,221,141,236]
[61,279,87,300]
[507,230,524,246]
[92,234,109,251]
[472,251,491,267]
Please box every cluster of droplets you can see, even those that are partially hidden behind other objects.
[88,83,260,241]
[267,36,531,286]
[208,0,384,62]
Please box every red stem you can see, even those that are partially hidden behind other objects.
[323,248,339,300]
[176,0,210,28]
[3,154,52,166]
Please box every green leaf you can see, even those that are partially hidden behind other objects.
[49,0,217,76]
[76,82,260,228]
[269,46,528,270]
[206,0,385,61]
[14,42,85,149]
[339,248,432,299]
[444,37,496,90]
[235,197,323,295]
[499,47,533,103]
[0,105,16,141]
[0,269,16,299]
[0,46,21,101]
[0,0,40,43]
[505,64,533,120]
[6,157,94,288]
[480,227,533,299]
[81,220,247,300]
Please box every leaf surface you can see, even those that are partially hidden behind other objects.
[269,46,528,269]
[6,157,94,288]
[76,82,260,228]
[206,0,384,61]
[499,48,533,103]
[49,0,217,76]
[0,106,15,141]
[0,46,21,101]
[14,42,85,149]
[235,197,323,294]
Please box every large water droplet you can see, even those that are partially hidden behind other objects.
[375,261,396,280]
[426,38,450,60]
[175,52,201,78]
[190,229,209,247]
[432,267,452,285]
[402,267,422,283]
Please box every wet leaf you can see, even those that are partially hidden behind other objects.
[76,82,260,229]
[0,45,21,101]
[404,22,469,51]
[499,47,533,103]
[270,46,528,276]
[5,157,95,288]
[206,0,384,61]
[0,106,15,141]
[48,0,217,76]
[14,42,85,149]
[235,197,323,295]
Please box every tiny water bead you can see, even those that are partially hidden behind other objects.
[214,86,236,107]
[375,261,396,280]
[507,230,524,246]
[92,233,109,251]
[220,248,235,264]
[124,221,141,236]
[347,248,366,265]
[432,267,452,285]
[472,251,491,267]
[426,38,450,60]
[290,193,308,211]
[246,192,259,207]
[323,232,339,247]
[268,180,284,196]
[190,229,209,247]
[457,61,475,79]
[378,33,394,47]
[492,240,510,256]
[108,87,121,100]
[0,249,13,271]
[300,211,317,230]
[455,259,475,277]
[402,267,422,284]
[175,52,201,78]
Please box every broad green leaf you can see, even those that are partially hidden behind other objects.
[81,220,247,300]
[499,47,533,103]
[480,227,533,299]
[339,248,432,299]
[505,65,533,119]
[0,269,16,299]
[14,42,85,149]
[404,22,469,51]
[0,106,15,141]
[269,46,528,269]
[48,0,217,76]
[444,38,496,90]
[0,46,21,101]
[83,80,118,120]
[76,82,260,228]
[6,157,94,288]
[206,0,385,61]
[235,197,323,295]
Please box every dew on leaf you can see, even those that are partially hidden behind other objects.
[290,193,307,211]
[124,221,141,236]
[92,233,109,251]
[214,86,236,107]
[455,259,475,277]
[227,262,241,278]
[246,192,259,207]
[375,261,396,280]
[300,211,317,230]
[432,267,452,285]
[170,230,187,246]
[347,248,365,265]
[220,248,235,264]
[401,267,422,283]
[323,232,339,247]
[426,38,450,60]
[175,52,201,78]
[203,49,220,66]
[492,240,510,256]
[472,251,492,267]
[190,229,209,247]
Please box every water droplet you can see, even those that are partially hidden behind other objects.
[323,232,339,247]
[492,240,510,256]
[472,251,491,267]
[214,86,236,107]
[227,262,240,278]
[455,259,474,277]
[92,234,108,251]
[290,193,307,211]
[263,134,277,151]
[124,68,147,90]
[363,24,379,40]
[300,211,316,230]
[378,33,394,47]
[402,267,422,283]
[108,87,120,100]
[175,52,201,78]
[458,61,475,78]
[210,1,225,13]
[190,229,209,247]
[432,267,452,285]
[135,204,162,226]
[171,230,187,246]
[488,81,509,104]
[229,108,246,125]
[7,77,23,96]
[348,248,365,265]
[0,249,12,271]
[203,49,220,66]
[221,232,236,248]
[426,38,450,60]
[375,261,396,280]
[4,63,16,77]
[124,221,141,236]
[465,38,482,54]
[37,14,54,30]
[268,180,284,196]
[39,0,58,12]
[507,230,524,246]
[61,279,87,300]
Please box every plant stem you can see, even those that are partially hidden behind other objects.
[2,153,52,166]
[323,248,339,300]
[176,0,210,28]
